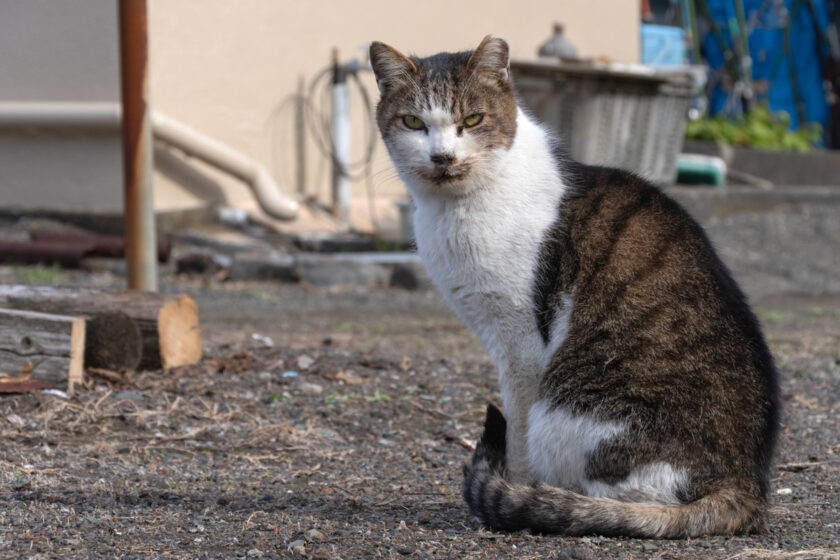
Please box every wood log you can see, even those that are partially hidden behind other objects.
[0,286,201,370]
[0,308,85,393]
[84,312,142,371]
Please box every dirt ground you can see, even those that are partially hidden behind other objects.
[1,270,839,559]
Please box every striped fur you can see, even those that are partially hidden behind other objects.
[464,405,767,538]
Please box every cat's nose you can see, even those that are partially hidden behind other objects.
[430,153,455,166]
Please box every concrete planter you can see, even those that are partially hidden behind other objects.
[683,140,840,186]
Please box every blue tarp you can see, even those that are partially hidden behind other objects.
[702,0,830,133]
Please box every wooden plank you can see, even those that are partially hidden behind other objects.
[0,286,201,370]
[0,308,85,393]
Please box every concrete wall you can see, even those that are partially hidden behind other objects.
[0,1,124,214]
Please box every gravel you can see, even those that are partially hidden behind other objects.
[0,276,837,559]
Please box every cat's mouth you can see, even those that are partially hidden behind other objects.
[427,168,467,185]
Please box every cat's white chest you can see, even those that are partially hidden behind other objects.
[408,111,570,379]
[413,201,544,369]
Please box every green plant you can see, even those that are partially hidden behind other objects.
[685,105,822,152]
[18,263,60,284]
[364,391,389,403]
[324,393,354,405]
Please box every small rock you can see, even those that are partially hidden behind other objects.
[776,487,793,495]
[396,545,414,555]
[288,539,306,555]
[304,529,323,542]
[11,473,31,490]
[297,355,315,370]
[642,543,657,552]
[251,333,274,347]
[6,414,25,427]
[298,382,323,395]
[115,391,142,401]
[175,252,229,276]
[247,549,264,558]
[417,511,433,524]
[390,261,432,290]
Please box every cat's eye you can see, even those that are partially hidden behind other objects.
[463,114,483,127]
[402,115,425,130]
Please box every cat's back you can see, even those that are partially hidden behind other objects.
[556,161,774,384]
[545,162,779,494]
[559,162,758,331]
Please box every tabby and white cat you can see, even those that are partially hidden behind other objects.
[370,36,779,538]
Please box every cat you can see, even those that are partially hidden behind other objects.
[369,36,779,538]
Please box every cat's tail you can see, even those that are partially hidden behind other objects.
[462,404,766,538]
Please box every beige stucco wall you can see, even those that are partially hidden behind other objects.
[0,2,638,229]
[147,0,639,228]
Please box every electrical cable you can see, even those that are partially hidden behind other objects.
[269,58,382,231]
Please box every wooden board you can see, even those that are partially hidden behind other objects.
[0,308,85,393]
[0,286,201,371]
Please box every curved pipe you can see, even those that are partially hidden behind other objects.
[150,112,299,220]
[0,101,299,221]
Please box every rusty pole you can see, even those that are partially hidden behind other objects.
[118,0,158,291]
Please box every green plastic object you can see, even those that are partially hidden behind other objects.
[676,154,727,186]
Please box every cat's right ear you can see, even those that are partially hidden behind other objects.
[369,41,417,94]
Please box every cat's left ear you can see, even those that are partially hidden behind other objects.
[467,36,511,83]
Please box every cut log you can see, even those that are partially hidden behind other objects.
[84,312,142,371]
[0,308,85,393]
[0,286,201,370]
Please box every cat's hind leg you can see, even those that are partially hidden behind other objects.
[465,404,766,537]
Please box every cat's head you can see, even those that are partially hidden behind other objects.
[370,36,517,198]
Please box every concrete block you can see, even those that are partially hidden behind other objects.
[295,254,388,288]
[228,252,295,282]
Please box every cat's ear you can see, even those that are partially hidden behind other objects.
[467,35,511,83]
[369,41,418,94]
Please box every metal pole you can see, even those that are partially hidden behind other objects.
[733,0,754,110]
[119,0,158,291]
[683,0,702,65]
[296,75,307,196]
[330,48,351,223]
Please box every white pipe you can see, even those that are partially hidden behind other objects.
[0,101,121,128]
[331,79,351,221]
[150,112,299,220]
[0,101,299,221]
